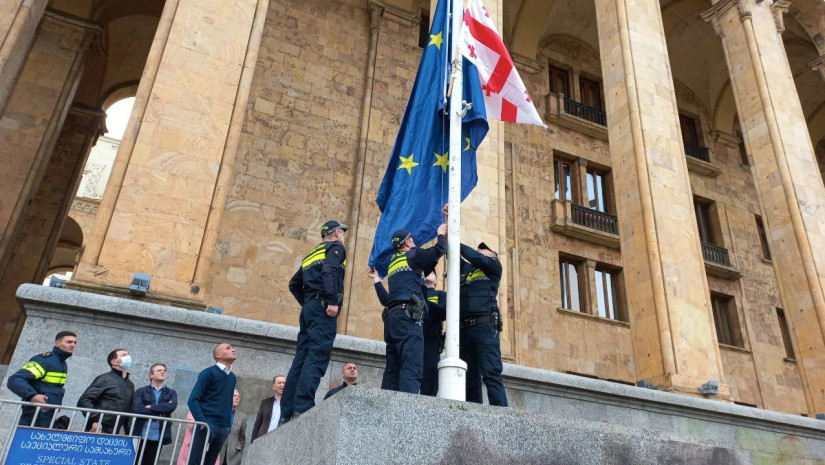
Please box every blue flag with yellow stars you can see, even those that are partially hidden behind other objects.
[367,0,488,277]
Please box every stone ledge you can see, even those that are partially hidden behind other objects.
[13,284,825,443]
[248,388,749,465]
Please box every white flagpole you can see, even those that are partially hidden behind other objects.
[437,0,468,401]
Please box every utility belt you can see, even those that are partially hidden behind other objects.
[460,311,502,331]
[305,293,328,306]
[382,294,426,323]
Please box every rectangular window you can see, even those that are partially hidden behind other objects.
[586,169,609,213]
[594,267,621,320]
[553,159,573,201]
[559,258,581,311]
[736,129,749,165]
[549,66,570,96]
[579,77,603,109]
[680,114,700,144]
[694,200,714,244]
[756,215,771,261]
[777,308,795,360]
[711,294,741,347]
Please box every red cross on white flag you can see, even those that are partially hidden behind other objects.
[459,0,545,127]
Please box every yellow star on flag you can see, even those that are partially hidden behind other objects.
[464,137,471,151]
[398,154,419,175]
[433,151,449,172]
[429,31,443,50]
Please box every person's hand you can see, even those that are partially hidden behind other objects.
[326,305,339,317]
[91,422,101,432]
[367,268,381,283]
[145,405,151,408]
[30,394,48,403]
[442,204,448,218]
[437,223,448,236]
[199,424,207,431]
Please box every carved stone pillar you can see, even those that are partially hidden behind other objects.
[0,103,105,363]
[703,0,825,416]
[595,0,729,397]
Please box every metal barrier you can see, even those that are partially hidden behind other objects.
[0,399,211,465]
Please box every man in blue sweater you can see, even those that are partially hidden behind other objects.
[187,343,237,465]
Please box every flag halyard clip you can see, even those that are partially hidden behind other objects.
[458,101,472,118]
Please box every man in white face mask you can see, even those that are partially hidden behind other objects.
[77,348,136,434]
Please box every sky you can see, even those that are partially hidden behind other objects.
[105,97,134,140]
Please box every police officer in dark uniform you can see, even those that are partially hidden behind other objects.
[7,331,77,427]
[459,242,508,406]
[422,271,446,397]
[281,220,348,424]
[379,225,447,393]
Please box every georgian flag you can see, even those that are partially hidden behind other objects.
[459,0,545,127]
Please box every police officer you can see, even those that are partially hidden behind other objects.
[380,225,447,393]
[459,242,508,406]
[281,220,348,424]
[422,271,446,397]
[7,331,77,427]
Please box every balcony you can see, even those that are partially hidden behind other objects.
[571,205,619,235]
[683,140,721,177]
[701,241,742,279]
[551,199,620,248]
[545,93,608,140]
[563,99,607,126]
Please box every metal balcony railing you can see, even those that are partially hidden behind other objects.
[563,98,607,126]
[701,241,731,266]
[683,140,710,162]
[571,205,619,235]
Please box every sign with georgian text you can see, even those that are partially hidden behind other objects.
[5,427,137,465]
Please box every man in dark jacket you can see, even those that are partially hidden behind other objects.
[323,362,358,399]
[133,363,178,465]
[77,348,136,433]
[280,220,348,424]
[459,243,508,406]
[380,225,447,393]
[7,331,76,427]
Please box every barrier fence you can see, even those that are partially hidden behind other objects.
[0,399,211,465]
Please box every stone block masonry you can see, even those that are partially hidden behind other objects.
[2,284,824,464]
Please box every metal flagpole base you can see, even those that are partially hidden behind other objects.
[437,356,467,401]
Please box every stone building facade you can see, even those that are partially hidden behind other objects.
[0,0,823,418]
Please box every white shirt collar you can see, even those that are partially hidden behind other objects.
[216,362,232,374]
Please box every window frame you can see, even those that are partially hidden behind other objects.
[594,265,623,321]
[559,256,583,312]
[549,65,570,96]
[553,158,575,202]
[579,76,603,109]
[711,293,742,348]
[585,167,611,214]
[776,308,795,360]
[755,214,771,261]
[679,114,700,145]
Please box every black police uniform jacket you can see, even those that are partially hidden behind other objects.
[459,244,502,317]
[289,240,347,306]
[7,346,71,407]
[425,288,447,339]
[387,235,447,308]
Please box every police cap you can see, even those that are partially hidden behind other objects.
[321,220,349,237]
[392,229,412,249]
[478,242,498,259]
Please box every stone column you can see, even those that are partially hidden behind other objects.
[0,104,105,363]
[595,0,729,397]
[703,0,825,416]
[0,0,49,115]
[71,0,271,307]
[0,11,99,279]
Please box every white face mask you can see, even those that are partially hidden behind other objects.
[119,355,132,369]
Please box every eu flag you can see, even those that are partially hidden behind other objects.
[367,0,488,276]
